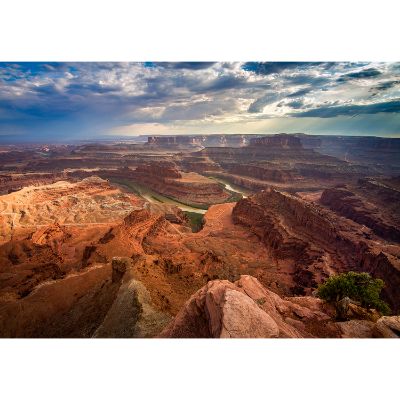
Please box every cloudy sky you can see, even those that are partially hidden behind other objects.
[0,62,399,142]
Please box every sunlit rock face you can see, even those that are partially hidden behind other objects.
[160,275,400,339]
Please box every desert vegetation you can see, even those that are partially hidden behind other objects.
[317,271,391,317]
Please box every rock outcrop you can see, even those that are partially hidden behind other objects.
[158,276,325,338]
[159,275,336,338]
[1,134,399,339]
[160,275,400,338]
[94,258,171,338]
[129,161,232,206]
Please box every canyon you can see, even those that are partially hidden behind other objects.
[0,133,399,338]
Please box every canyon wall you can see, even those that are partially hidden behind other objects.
[0,172,68,194]
[320,187,400,243]
[249,135,302,148]
[232,189,400,311]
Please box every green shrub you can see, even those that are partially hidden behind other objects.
[316,271,391,315]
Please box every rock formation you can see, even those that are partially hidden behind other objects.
[232,188,400,311]
[160,275,399,338]
[0,176,143,243]
[1,134,399,338]
[249,134,303,148]
[0,172,68,195]
[298,134,400,174]
[320,185,400,243]
[130,161,232,206]
[186,134,371,195]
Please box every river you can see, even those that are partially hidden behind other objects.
[111,177,248,215]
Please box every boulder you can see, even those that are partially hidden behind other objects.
[220,289,279,338]
[159,275,331,338]
[336,320,375,338]
[374,316,400,338]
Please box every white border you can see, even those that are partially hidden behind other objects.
[1,0,399,61]
[0,1,399,399]
[0,339,398,400]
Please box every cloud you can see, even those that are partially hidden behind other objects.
[202,75,249,91]
[242,62,326,75]
[287,88,312,98]
[248,93,282,113]
[291,99,400,118]
[286,100,306,109]
[154,62,216,70]
[337,67,382,82]
[372,80,400,91]
[284,74,331,87]
[0,61,399,141]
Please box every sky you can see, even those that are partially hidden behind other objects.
[0,61,399,142]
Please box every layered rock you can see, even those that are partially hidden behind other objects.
[147,136,202,149]
[194,134,369,194]
[223,164,294,183]
[147,134,252,148]
[0,176,143,244]
[249,134,302,148]
[1,178,399,337]
[130,161,232,206]
[0,172,67,195]
[232,188,400,311]
[135,161,182,179]
[320,186,400,242]
[299,135,400,174]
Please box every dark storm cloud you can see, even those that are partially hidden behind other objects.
[248,87,313,113]
[287,88,312,98]
[201,74,265,92]
[141,68,267,97]
[292,99,400,118]
[284,74,331,87]
[154,62,216,70]
[372,80,400,92]
[286,100,306,109]
[66,82,121,95]
[242,62,327,75]
[337,67,382,82]
[204,75,246,91]
[34,83,62,96]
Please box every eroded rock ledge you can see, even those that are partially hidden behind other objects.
[159,275,400,339]
[232,188,400,312]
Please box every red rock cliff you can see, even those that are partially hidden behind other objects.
[232,189,400,311]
